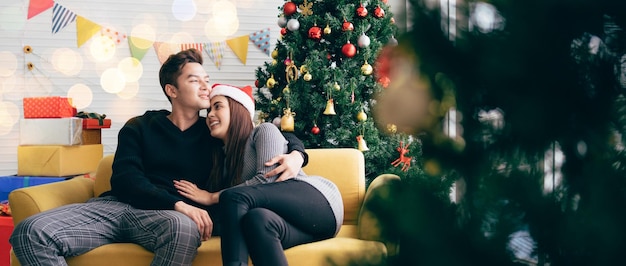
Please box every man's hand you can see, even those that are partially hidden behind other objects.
[174,201,213,241]
[264,150,304,182]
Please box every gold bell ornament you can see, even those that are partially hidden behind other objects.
[361,61,373,75]
[280,108,296,132]
[323,99,336,115]
[356,110,367,122]
[266,76,276,88]
[303,73,312,81]
[356,135,369,151]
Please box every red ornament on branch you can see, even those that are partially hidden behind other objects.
[311,125,320,135]
[342,20,354,31]
[374,6,385,18]
[356,4,368,18]
[342,42,356,58]
[284,2,297,16]
[308,25,322,41]
[280,27,288,36]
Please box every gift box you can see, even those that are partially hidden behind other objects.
[19,118,83,145]
[0,216,13,266]
[17,144,103,176]
[23,96,77,118]
[81,129,102,144]
[0,176,67,202]
[82,118,111,129]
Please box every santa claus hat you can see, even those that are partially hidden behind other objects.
[210,84,255,121]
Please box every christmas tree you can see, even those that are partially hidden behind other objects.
[370,0,626,265]
[254,0,440,185]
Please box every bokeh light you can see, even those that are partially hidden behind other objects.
[0,101,18,135]
[117,81,140,99]
[213,0,239,36]
[52,48,83,76]
[0,75,17,94]
[172,0,197,21]
[67,83,93,109]
[117,57,144,82]
[0,51,18,77]
[195,0,214,14]
[154,42,180,64]
[204,18,227,42]
[171,32,195,45]
[130,24,156,49]
[90,35,117,62]
[0,101,19,126]
[100,68,126,93]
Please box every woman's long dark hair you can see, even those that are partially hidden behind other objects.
[207,97,254,191]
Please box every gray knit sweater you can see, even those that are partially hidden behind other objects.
[237,122,344,235]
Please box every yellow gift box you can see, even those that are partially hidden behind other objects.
[17,144,104,176]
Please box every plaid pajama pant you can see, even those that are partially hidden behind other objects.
[9,196,201,266]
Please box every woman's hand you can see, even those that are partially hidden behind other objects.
[174,180,217,206]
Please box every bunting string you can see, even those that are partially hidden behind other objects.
[30,0,272,68]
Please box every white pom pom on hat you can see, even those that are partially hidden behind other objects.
[210,84,255,121]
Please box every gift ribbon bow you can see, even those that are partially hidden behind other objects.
[76,111,107,125]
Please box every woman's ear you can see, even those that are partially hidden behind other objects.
[165,84,177,99]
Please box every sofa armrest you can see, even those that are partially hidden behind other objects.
[8,177,95,225]
[357,174,401,256]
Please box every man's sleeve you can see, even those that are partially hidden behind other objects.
[281,132,309,167]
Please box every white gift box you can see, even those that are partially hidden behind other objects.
[19,118,83,145]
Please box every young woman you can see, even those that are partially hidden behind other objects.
[174,84,343,266]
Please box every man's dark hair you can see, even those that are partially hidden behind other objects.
[158,48,204,103]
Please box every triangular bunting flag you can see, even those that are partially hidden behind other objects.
[226,35,250,65]
[101,27,127,46]
[180,43,205,52]
[28,0,53,20]
[76,16,102,47]
[128,37,153,61]
[51,2,76,34]
[249,28,271,56]
[204,42,226,70]
[154,42,180,64]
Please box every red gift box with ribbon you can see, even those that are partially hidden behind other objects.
[0,215,13,266]
[23,97,77,118]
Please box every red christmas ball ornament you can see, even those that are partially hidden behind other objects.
[280,27,288,36]
[342,20,354,31]
[255,79,260,88]
[356,4,368,18]
[374,6,385,18]
[308,25,322,41]
[283,2,297,16]
[382,0,388,4]
[311,125,320,135]
[342,42,356,58]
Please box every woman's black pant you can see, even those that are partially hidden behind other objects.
[219,179,336,266]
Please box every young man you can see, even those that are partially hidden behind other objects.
[9,49,307,266]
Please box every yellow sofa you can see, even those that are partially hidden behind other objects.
[9,148,397,266]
